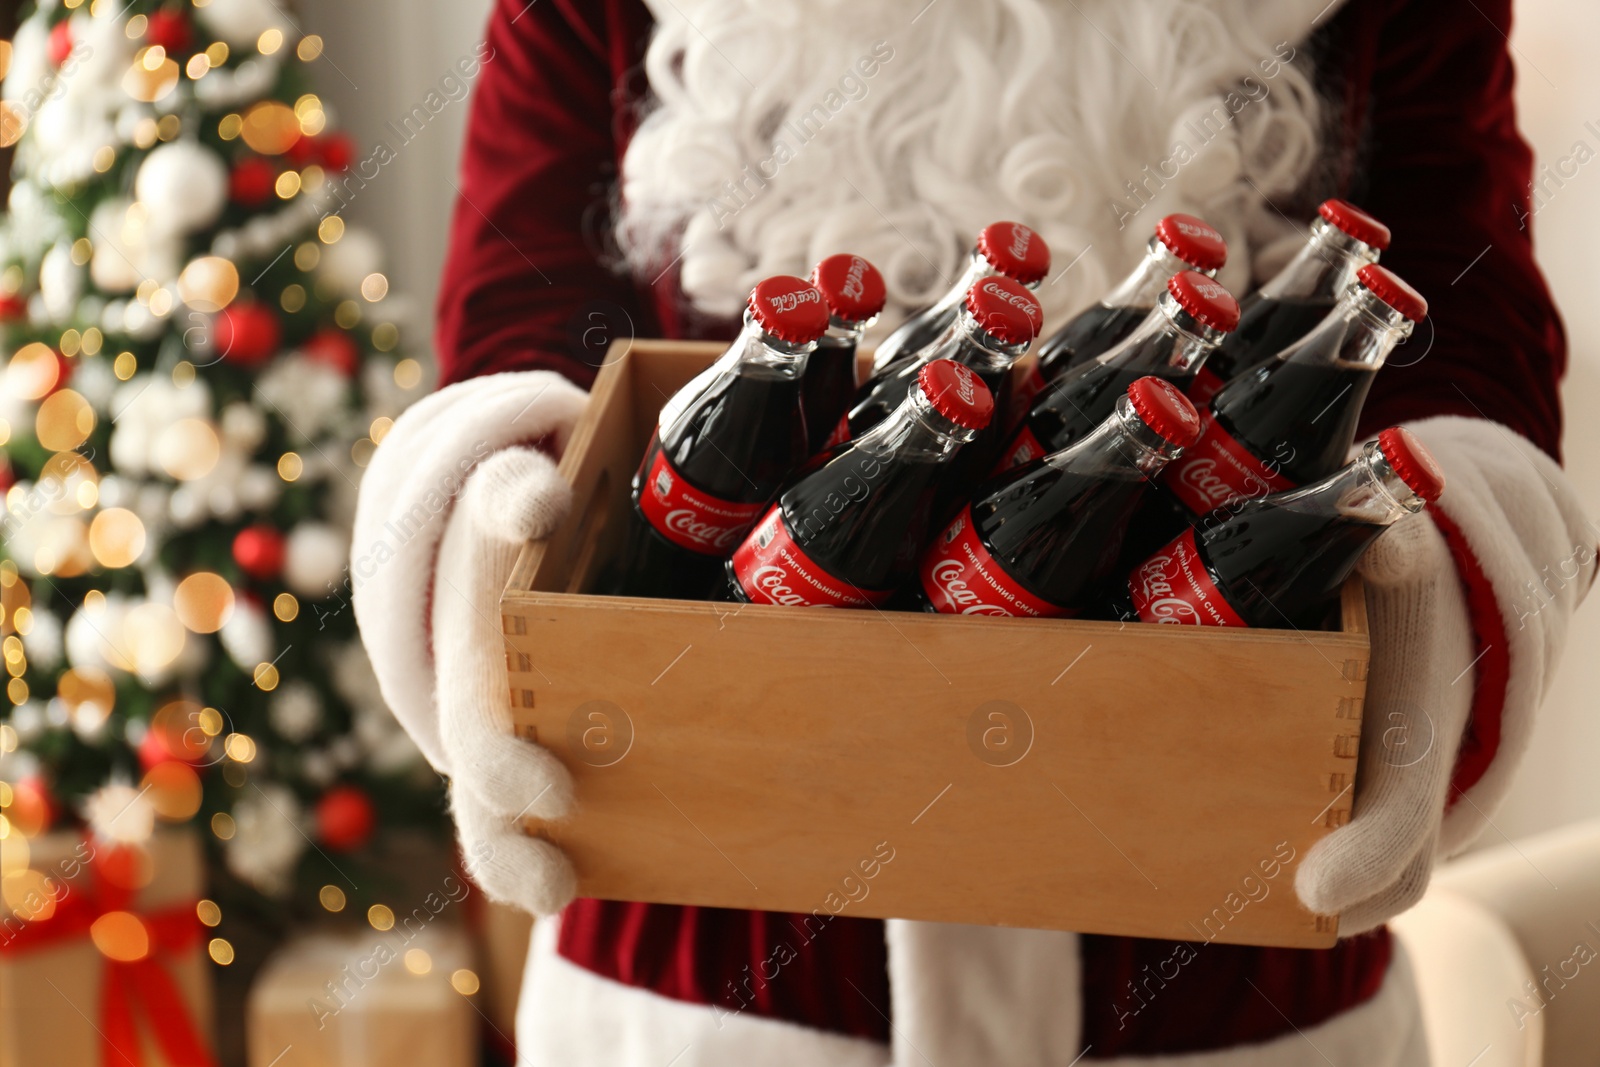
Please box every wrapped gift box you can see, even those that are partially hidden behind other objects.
[246,925,477,1067]
[0,829,214,1067]
[499,340,1368,949]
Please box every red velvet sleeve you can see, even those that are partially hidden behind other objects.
[434,0,656,388]
[1354,0,1567,460]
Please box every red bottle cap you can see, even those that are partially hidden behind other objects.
[964,276,1042,347]
[748,276,830,344]
[918,359,995,431]
[1356,263,1427,322]
[1126,376,1201,448]
[1378,427,1445,503]
[810,254,887,324]
[1166,270,1240,333]
[976,221,1051,285]
[1318,198,1391,251]
[1155,214,1228,272]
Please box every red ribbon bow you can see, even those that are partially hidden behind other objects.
[0,839,216,1067]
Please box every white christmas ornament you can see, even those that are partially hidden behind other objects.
[255,354,350,441]
[269,681,323,742]
[284,523,347,597]
[195,0,293,48]
[83,781,156,845]
[315,227,383,295]
[219,597,273,671]
[87,198,146,293]
[38,242,83,323]
[19,606,63,671]
[220,402,268,453]
[135,141,229,234]
[237,465,282,511]
[225,784,306,896]
[65,593,133,673]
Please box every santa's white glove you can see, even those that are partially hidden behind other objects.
[1296,416,1594,934]
[352,370,590,917]
[436,448,578,915]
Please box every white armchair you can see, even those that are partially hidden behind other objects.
[1394,818,1600,1067]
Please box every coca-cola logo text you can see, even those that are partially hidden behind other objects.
[1009,225,1032,262]
[747,564,811,607]
[1133,553,1202,624]
[842,257,870,301]
[666,509,744,551]
[928,560,1013,616]
[1174,219,1220,241]
[979,279,1040,320]
[765,287,823,314]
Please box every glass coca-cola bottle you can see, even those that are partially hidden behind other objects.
[847,274,1040,443]
[1158,263,1426,526]
[1034,213,1228,384]
[612,276,830,600]
[805,254,886,453]
[724,360,994,607]
[868,221,1050,376]
[1104,427,1444,629]
[998,271,1237,473]
[1189,198,1389,404]
[913,377,1201,618]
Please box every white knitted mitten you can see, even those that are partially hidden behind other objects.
[1296,416,1594,933]
[435,448,579,916]
[352,370,590,917]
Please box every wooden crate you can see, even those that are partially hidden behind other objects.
[501,339,1368,949]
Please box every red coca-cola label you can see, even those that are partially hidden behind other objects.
[1127,528,1248,626]
[1161,413,1294,515]
[919,507,1066,618]
[636,447,766,555]
[1187,365,1225,405]
[993,424,1048,474]
[731,508,891,608]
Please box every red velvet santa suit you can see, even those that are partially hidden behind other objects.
[427,0,1569,1060]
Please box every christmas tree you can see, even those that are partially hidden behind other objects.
[0,0,446,955]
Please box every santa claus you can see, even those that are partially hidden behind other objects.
[351,0,1594,1062]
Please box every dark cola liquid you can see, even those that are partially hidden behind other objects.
[1019,361,1193,461]
[613,368,807,600]
[1105,500,1387,629]
[1209,357,1376,486]
[869,303,951,377]
[916,461,1151,612]
[723,443,948,601]
[802,336,858,452]
[1036,303,1147,383]
[1201,295,1334,394]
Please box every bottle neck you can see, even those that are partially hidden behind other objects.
[926,250,1014,319]
[854,384,978,463]
[1094,290,1223,375]
[728,310,816,376]
[1277,284,1413,371]
[1101,239,1209,310]
[822,316,867,346]
[918,305,1030,375]
[1045,395,1182,479]
[1265,438,1425,525]
[1257,218,1381,303]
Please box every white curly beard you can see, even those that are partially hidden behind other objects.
[617,0,1344,336]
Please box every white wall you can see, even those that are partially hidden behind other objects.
[1486,3,1600,842]
[296,0,496,366]
[298,0,1598,840]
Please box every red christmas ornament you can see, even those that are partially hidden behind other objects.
[0,293,26,321]
[214,301,282,368]
[315,785,377,853]
[285,135,317,168]
[9,775,59,835]
[233,524,287,580]
[230,158,278,206]
[143,9,193,55]
[317,133,355,172]
[47,20,73,67]
[302,328,362,377]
